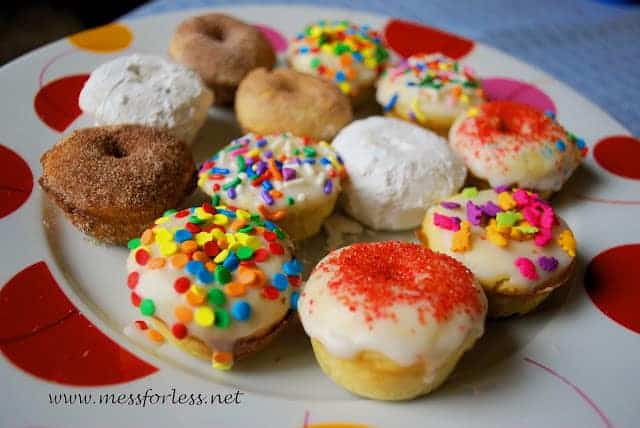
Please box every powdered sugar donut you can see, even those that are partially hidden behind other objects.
[126,202,303,370]
[332,116,466,230]
[419,187,577,317]
[376,53,485,135]
[79,54,213,144]
[299,241,487,400]
[449,101,587,195]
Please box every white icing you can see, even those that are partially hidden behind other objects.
[299,247,486,377]
[79,54,213,143]
[198,133,342,212]
[423,189,575,293]
[332,116,467,230]
[126,211,294,353]
[376,53,484,123]
[449,110,582,192]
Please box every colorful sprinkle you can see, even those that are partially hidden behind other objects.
[433,213,461,231]
[231,301,252,321]
[538,256,559,272]
[515,257,539,280]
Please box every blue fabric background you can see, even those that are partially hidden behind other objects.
[128,0,640,136]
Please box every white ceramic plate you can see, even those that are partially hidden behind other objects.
[1,5,639,428]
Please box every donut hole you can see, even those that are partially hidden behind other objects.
[205,25,226,42]
[102,138,128,159]
[273,77,296,93]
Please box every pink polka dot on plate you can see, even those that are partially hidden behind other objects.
[255,24,288,53]
[482,77,556,115]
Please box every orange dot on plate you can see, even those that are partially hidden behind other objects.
[69,22,133,53]
[585,244,640,334]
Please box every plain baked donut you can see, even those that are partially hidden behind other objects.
[39,125,196,245]
[235,68,353,141]
[169,13,276,105]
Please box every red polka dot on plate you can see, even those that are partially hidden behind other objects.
[0,145,33,220]
[482,77,556,114]
[383,19,474,59]
[255,24,288,53]
[34,74,89,132]
[585,244,640,334]
[593,135,640,180]
[0,262,157,385]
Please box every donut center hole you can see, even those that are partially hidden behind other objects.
[274,78,295,93]
[103,139,128,159]
[206,26,226,42]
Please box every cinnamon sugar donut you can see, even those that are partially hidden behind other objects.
[40,125,196,245]
[235,68,353,141]
[169,13,276,105]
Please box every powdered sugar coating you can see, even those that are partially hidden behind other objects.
[79,54,213,143]
[332,116,467,230]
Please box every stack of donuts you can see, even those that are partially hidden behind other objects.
[39,13,586,401]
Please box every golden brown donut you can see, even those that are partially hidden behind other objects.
[39,125,196,245]
[169,13,276,105]
[235,68,353,141]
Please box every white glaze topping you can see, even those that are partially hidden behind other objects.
[79,54,213,143]
[126,203,302,368]
[198,133,344,216]
[448,101,584,192]
[332,116,467,230]
[422,188,576,293]
[376,53,485,123]
[299,242,486,378]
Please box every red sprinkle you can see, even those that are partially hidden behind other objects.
[171,323,188,339]
[254,248,269,262]
[263,231,277,242]
[174,277,191,293]
[131,292,141,307]
[262,286,280,300]
[213,183,221,191]
[175,209,189,218]
[269,242,284,255]
[318,242,484,324]
[185,222,201,233]
[135,249,150,266]
[202,202,215,213]
[288,275,301,287]
[203,241,220,257]
[134,320,148,330]
[127,272,139,289]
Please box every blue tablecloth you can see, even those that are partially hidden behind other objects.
[127,0,640,136]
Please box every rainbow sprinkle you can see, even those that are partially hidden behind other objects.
[127,202,303,370]
[197,133,345,222]
[289,20,389,95]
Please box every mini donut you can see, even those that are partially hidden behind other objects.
[299,241,487,400]
[376,53,485,136]
[287,20,389,106]
[235,68,353,141]
[39,125,196,245]
[198,132,345,240]
[332,116,466,231]
[419,187,577,317]
[449,101,587,195]
[169,13,276,105]
[126,202,303,370]
[79,54,214,144]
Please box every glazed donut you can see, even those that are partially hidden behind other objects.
[197,132,345,240]
[169,13,276,105]
[39,125,196,245]
[332,116,466,231]
[287,20,389,106]
[126,202,302,370]
[79,54,213,144]
[449,101,587,195]
[299,241,487,400]
[376,53,485,136]
[235,68,353,141]
[419,187,577,317]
